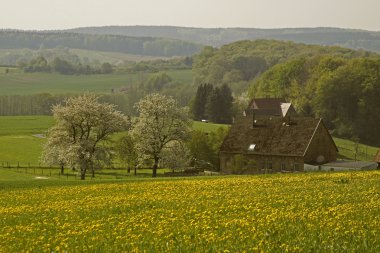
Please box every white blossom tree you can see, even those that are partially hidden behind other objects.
[41,94,129,180]
[132,93,192,177]
[160,141,191,173]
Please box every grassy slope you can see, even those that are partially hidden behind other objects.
[70,49,170,63]
[192,121,229,133]
[0,69,192,95]
[0,116,54,165]
[334,137,378,161]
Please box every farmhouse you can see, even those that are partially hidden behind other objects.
[219,111,338,174]
[247,98,297,117]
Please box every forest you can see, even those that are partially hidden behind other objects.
[0,30,202,58]
[68,26,380,52]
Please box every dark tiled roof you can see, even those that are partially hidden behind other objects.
[221,115,321,156]
[374,150,380,162]
[249,98,286,110]
[248,98,295,117]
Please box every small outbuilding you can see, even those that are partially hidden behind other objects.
[305,161,378,171]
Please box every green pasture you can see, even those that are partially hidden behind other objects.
[192,121,229,133]
[0,69,192,95]
[334,137,379,161]
[0,116,54,165]
[0,116,53,136]
[70,49,170,63]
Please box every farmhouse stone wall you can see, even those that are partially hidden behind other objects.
[220,152,304,174]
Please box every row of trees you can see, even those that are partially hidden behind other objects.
[41,94,226,180]
[23,56,113,75]
[191,83,233,124]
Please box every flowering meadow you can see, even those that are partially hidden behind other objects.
[1,171,380,252]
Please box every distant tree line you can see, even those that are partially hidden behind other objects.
[0,31,202,57]
[66,26,380,51]
[22,56,113,75]
[123,57,193,73]
[0,93,136,116]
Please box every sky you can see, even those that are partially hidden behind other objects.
[1,0,380,31]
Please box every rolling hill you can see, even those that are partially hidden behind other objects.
[67,26,380,52]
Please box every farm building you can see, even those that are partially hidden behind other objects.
[219,111,338,174]
[304,161,378,171]
[247,98,297,117]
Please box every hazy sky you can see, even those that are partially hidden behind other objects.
[1,0,380,31]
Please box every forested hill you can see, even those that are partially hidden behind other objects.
[0,30,202,57]
[67,26,380,52]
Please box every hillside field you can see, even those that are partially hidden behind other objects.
[0,69,192,95]
[0,171,379,252]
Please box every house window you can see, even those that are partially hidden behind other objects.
[248,144,256,151]
[267,161,273,170]
[281,163,286,170]
[293,164,301,171]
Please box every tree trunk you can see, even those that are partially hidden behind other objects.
[60,164,64,175]
[134,166,137,175]
[80,160,87,180]
[80,170,86,180]
[152,156,159,178]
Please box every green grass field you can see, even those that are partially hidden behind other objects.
[192,121,229,133]
[0,171,379,252]
[0,70,192,95]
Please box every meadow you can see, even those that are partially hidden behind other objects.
[0,171,379,252]
[0,69,192,95]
